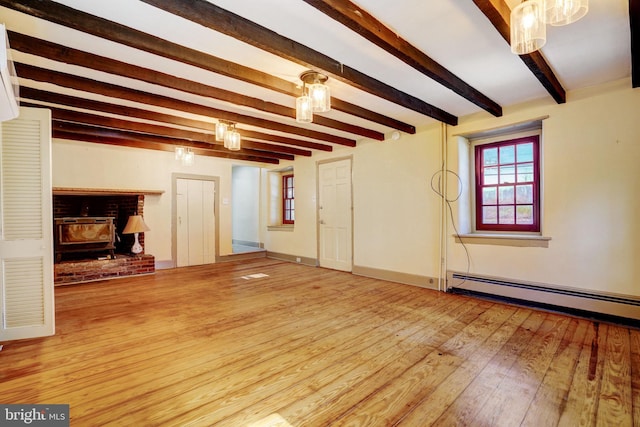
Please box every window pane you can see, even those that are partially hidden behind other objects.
[484,167,498,185]
[517,163,534,183]
[287,188,293,199]
[499,165,515,184]
[517,143,534,162]
[483,206,497,224]
[498,186,514,204]
[290,200,294,210]
[483,148,498,166]
[499,206,515,224]
[285,200,291,210]
[482,187,497,204]
[499,145,515,164]
[516,205,534,224]
[516,184,533,203]
[290,211,295,221]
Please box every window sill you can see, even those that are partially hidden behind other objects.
[454,233,551,248]
[267,225,294,232]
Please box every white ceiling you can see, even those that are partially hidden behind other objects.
[0,0,633,161]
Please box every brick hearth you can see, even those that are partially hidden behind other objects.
[54,254,155,286]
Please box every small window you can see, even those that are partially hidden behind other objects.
[282,174,294,224]
[475,135,540,232]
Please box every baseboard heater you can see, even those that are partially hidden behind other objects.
[447,271,640,323]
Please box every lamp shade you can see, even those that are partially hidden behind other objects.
[542,0,588,26]
[510,0,546,55]
[122,215,150,234]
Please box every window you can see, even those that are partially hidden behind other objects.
[475,135,540,232]
[282,174,294,224]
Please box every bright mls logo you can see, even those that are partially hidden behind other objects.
[0,405,69,426]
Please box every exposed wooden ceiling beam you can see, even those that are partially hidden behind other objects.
[139,0,458,125]
[20,87,330,154]
[16,63,355,147]
[472,0,566,104]
[47,109,295,161]
[301,0,502,118]
[631,0,640,87]
[50,121,282,164]
[0,0,415,134]
[48,125,279,165]
[8,31,384,141]
[24,92,316,155]
[52,119,291,161]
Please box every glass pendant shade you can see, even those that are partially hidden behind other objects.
[296,95,313,123]
[225,129,241,151]
[309,82,330,113]
[182,148,195,166]
[510,0,546,55]
[542,0,588,26]
[174,146,185,160]
[215,122,228,142]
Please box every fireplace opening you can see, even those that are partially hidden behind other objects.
[53,194,145,262]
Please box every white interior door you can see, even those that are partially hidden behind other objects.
[318,159,352,272]
[0,107,54,341]
[176,178,216,267]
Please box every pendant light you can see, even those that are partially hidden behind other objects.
[182,148,195,166]
[215,121,228,142]
[296,70,330,123]
[510,0,546,55]
[296,94,313,123]
[224,124,241,151]
[542,0,588,26]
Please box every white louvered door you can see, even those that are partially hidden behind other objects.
[0,107,54,341]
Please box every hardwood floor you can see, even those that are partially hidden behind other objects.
[1,258,638,426]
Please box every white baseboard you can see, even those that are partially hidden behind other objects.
[448,271,640,321]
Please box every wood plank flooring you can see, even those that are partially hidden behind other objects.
[1,258,638,426]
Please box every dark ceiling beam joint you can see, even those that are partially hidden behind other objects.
[472,0,566,104]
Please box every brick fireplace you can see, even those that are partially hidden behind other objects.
[52,188,161,285]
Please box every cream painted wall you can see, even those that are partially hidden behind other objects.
[52,139,235,264]
[446,79,640,296]
[51,77,639,298]
[260,154,320,259]
[262,126,444,279]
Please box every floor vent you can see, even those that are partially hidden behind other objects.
[448,271,640,322]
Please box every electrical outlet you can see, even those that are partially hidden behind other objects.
[296,257,301,263]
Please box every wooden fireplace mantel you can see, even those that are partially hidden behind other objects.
[53,187,164,196]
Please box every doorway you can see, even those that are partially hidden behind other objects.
[173,174,219,267]
[317,158,353,272]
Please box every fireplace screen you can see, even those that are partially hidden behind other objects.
[54,217,116,262]
[60,222,112,244]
